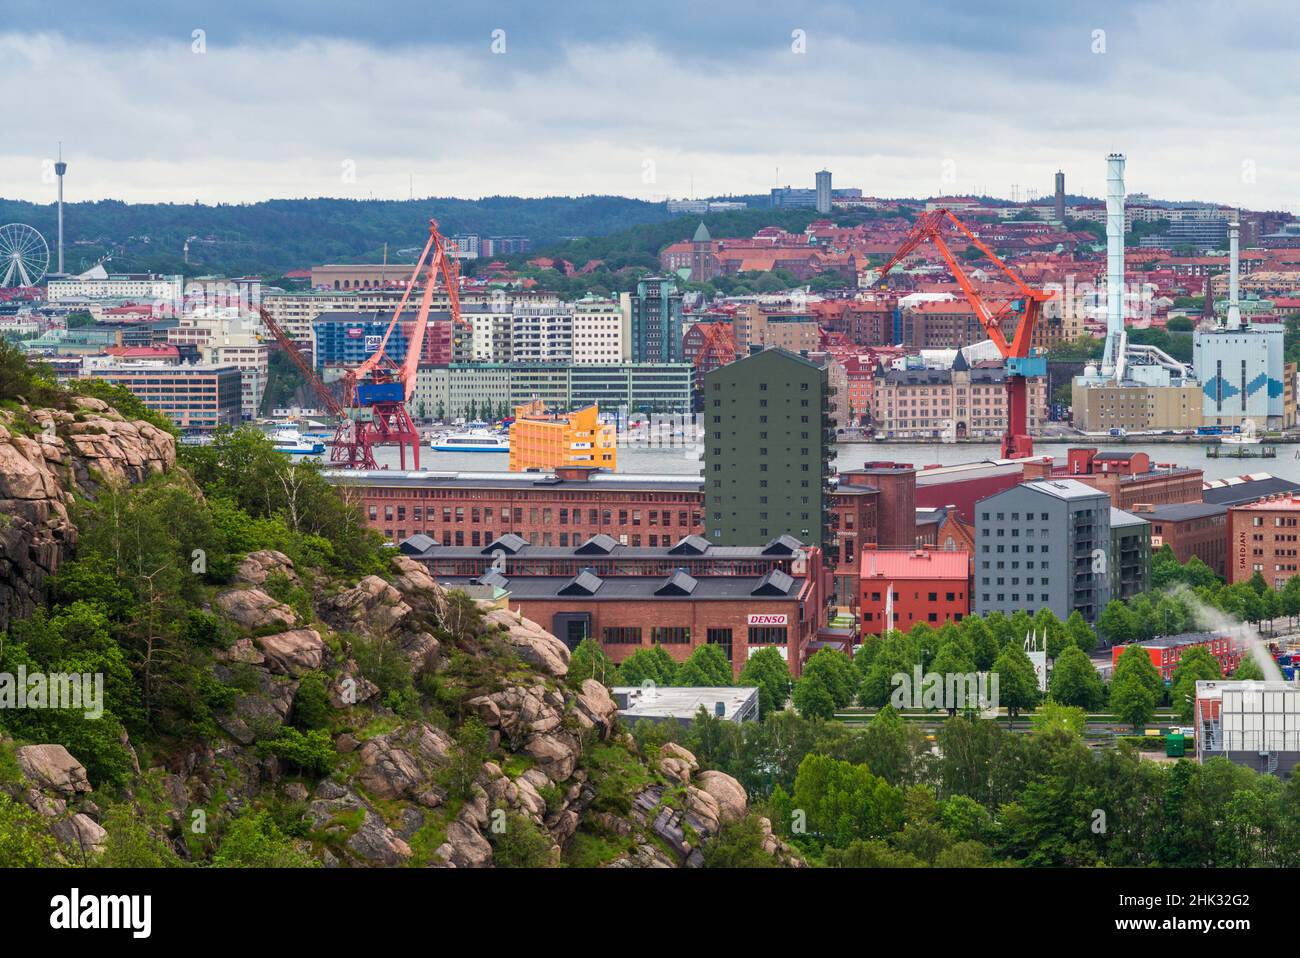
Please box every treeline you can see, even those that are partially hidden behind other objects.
[670,704,1300,868]
[0,195,672,277]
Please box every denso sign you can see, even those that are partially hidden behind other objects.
[747,613,788,626]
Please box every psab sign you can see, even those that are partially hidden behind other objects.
[747,613,788,626]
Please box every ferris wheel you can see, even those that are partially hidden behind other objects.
[0,223,50,287]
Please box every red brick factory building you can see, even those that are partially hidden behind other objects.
[400,532,826,678]
[329,462,921,612]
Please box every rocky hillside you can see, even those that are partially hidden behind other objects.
[0,398,798,867]
[3,548,800,867]
[0,396,175,629]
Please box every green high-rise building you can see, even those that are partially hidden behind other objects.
[630,275,683,364]
[702,348,834,550]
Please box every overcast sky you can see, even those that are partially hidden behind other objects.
[5,0,1299,209]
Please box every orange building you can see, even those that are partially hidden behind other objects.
[508,400,617,473]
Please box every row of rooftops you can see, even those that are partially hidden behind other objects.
[399,531,807,559]
[441,567,801,601]
[1203,474,1300,506]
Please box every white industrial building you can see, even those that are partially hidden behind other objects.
[1195,680,1300,777]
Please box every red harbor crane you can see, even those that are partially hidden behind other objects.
[258,218,462,469]
[872,208,1050,460]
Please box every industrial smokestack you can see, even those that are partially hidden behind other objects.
[54,144,67,275]
[1227,220,1241,329]
[1101,153,1127,378]
[1054,170,1065,222]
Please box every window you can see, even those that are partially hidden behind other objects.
[652,626,691,644]
[602,627,642,645]
[747,626,787,645]
[707,628,733,661]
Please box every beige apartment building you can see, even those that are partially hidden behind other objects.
[874,357,1046,439]
[571,296,628,364]
[734,306,820,355]
[1070,382,1204,433]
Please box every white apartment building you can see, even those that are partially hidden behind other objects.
[511,303,573,364]
[47,265,184,304]
[571,296,625,365]
[260,288,507,344]
[260,289,408,343]
[464,306,513,363]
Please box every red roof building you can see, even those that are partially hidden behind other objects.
[859,548,971,635]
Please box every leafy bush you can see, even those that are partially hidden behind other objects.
[440,717,489,801]
[97,804,184,867]
[212,809,316,868]
[291,672,333,731]
[0,794,63,867]
[352,632,419,716]
[258,728,336,775]
[488,810,555,868]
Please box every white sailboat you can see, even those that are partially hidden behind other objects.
[1221,420,1260,445]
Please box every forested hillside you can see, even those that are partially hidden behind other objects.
[0,195,673,277]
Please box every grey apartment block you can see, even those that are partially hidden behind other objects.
[974,479,1112,623]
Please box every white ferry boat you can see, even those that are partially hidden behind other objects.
[270,428,326,456]
[430,431,510,453]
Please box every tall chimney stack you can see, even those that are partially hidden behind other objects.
[1053,170,1065,222]
[54,144,67,276]
[1227,220,1241,329]
[1101,154,1126,377]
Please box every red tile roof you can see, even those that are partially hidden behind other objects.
[859,549,970,580]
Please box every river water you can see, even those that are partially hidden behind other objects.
[365,438,1300,485]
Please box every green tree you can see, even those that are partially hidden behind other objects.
[291,672,333,730]
[737,647,792,718]
[443,717,490,801]
[1030,700,1088,737]
[1049,644,1105,710]
[702,814,778,868]
[773,753,903,849]
[1170,645,1223,721]
[1232,655,1266,681]
[1063,610,1098,653]
[98,804,184,867]
[568,637,617,686]
[792,676,836,721]
[615,644,678,687]
[213,809,316,868]
[963,617,1000,670]
[1110,645,1161,730]
[488,811,555,867]
[798,649,857,709]
[675,644,733,687]
[0,794,62,867]
[991,644,1040,725]
[1098,600,1138,645]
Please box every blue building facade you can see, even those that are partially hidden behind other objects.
[312,311,412,373]
[1193,324,1285,428]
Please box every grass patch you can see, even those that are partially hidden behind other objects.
[562,828,633,868]
[585,743,655,815]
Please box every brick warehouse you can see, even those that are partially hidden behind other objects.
[408,534,825,679]
[1226,493,1300,587]
[327,462,918,612]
